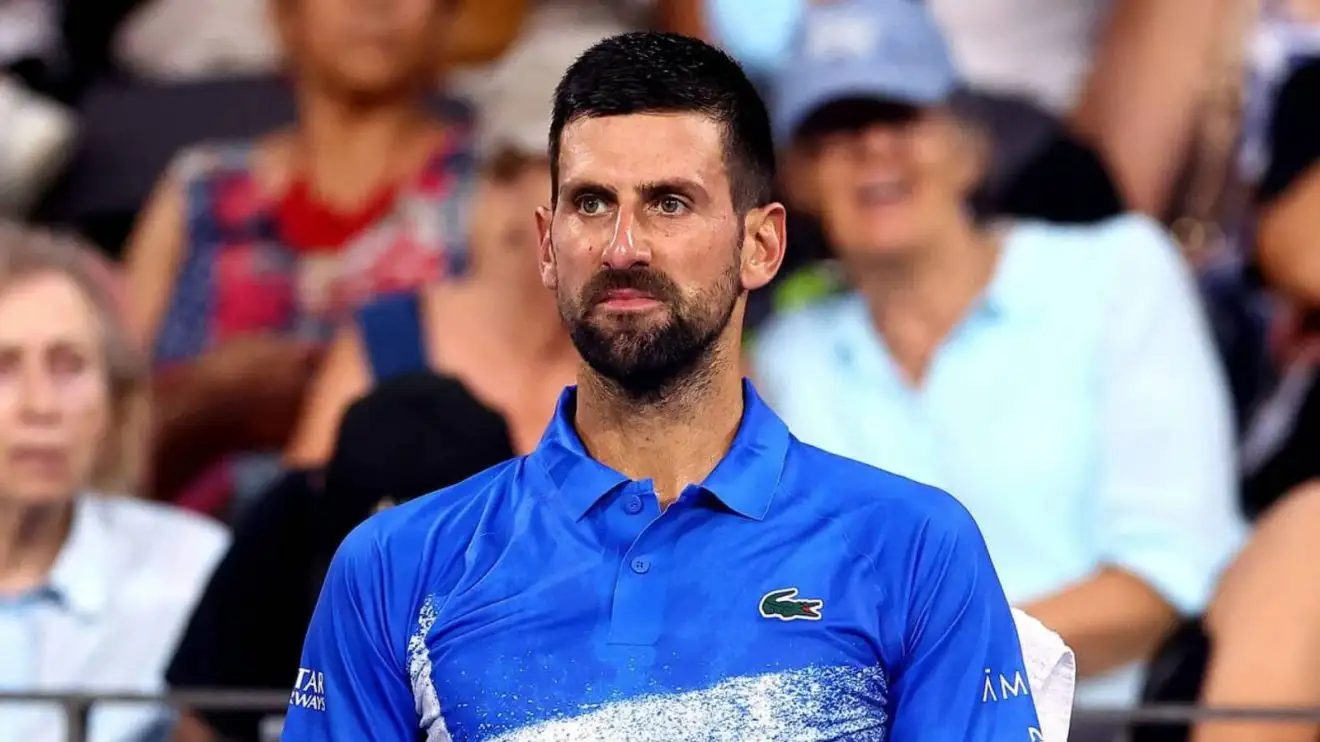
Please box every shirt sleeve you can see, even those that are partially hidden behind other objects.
[888,500,1045,741]
[1096,215,1245,615]
[280,523,418,742]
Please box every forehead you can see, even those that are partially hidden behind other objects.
[0,272,101,347]
[557,113,730,193]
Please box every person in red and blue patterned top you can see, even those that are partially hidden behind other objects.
[124,0,474,516]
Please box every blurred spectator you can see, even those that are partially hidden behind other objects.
[166,372,514,742]
[745,79,1128,331]
[1240,50,1320,521]
[448,0,703,102]
[113,0,528,82]
[706,0,1230,216]
[0,0,61,80]
[1254,56,1320,312]
[1177,0,1320,441]
[123,0,477,511]
[111,0,280,81]
[1192,52,1320,742]
[285,16,589,465]
[0,76,75,218]
[0,223,227,742]
[0,0,76,217]
[751,0,1243,714]
[731,0,1128,332]
[1196,481,1320,742]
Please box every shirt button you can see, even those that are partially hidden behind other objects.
[623,496,643,514]
[631,557,651,574]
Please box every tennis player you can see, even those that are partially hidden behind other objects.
[281,31,1042,741]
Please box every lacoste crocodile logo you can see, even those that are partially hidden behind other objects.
[759,588,824,621]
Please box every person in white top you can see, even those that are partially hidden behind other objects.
[0,224,229,742]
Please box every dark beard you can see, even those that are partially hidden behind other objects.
[561,262,740,404]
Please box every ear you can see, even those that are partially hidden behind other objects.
[535,205,557,290]
[739,202,788,292]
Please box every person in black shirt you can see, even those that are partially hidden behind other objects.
[1194,56,1320,742]
[166,372,515,742]
[1240,54,1320,521]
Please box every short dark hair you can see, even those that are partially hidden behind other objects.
[549,32,776,212]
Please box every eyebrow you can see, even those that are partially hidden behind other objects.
[558,178,709,203]
[0,338,94,355]
[637,179,708,203]
[559,180,617,203]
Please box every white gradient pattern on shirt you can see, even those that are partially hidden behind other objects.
[483,665,889,741]
[409,594,451,742]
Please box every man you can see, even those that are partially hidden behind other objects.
[280,32,1041,741]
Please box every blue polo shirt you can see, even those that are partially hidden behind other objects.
[281,382,1042,741]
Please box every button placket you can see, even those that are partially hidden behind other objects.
[608,488,679,646]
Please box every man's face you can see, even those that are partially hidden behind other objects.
[536,113,785,398]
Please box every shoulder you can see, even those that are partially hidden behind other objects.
[331,457,529,587]
[1013,213,1180,269]
[166,140,259,184]
[1060,214,1198,314]
[423,112,478,174]
[781,444,998,610]
[95,494,229,561]
[1090,213,1185,271]
[1005,215,1188,317]
[783,441,983,549]
[750,295,861,411]
[90,495,230,596]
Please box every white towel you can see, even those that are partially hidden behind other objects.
[1011,608,1077,742]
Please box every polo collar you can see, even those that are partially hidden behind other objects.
[45,495,111,618]
[532,380,791,521]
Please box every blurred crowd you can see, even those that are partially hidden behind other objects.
[2,0,1320,741]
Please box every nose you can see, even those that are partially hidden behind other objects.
[856,123,905,162]
[18,364,59,423]
[601,207,652,271]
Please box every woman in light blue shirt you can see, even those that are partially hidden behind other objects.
[0,226,228,742]
[752,0,1244,711]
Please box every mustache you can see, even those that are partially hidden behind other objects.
[581,267,679,305]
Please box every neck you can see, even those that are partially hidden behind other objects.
[293,89,432,206]
[573,337,745,507]
[0,499,72,596]
[849,217,1001,380]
